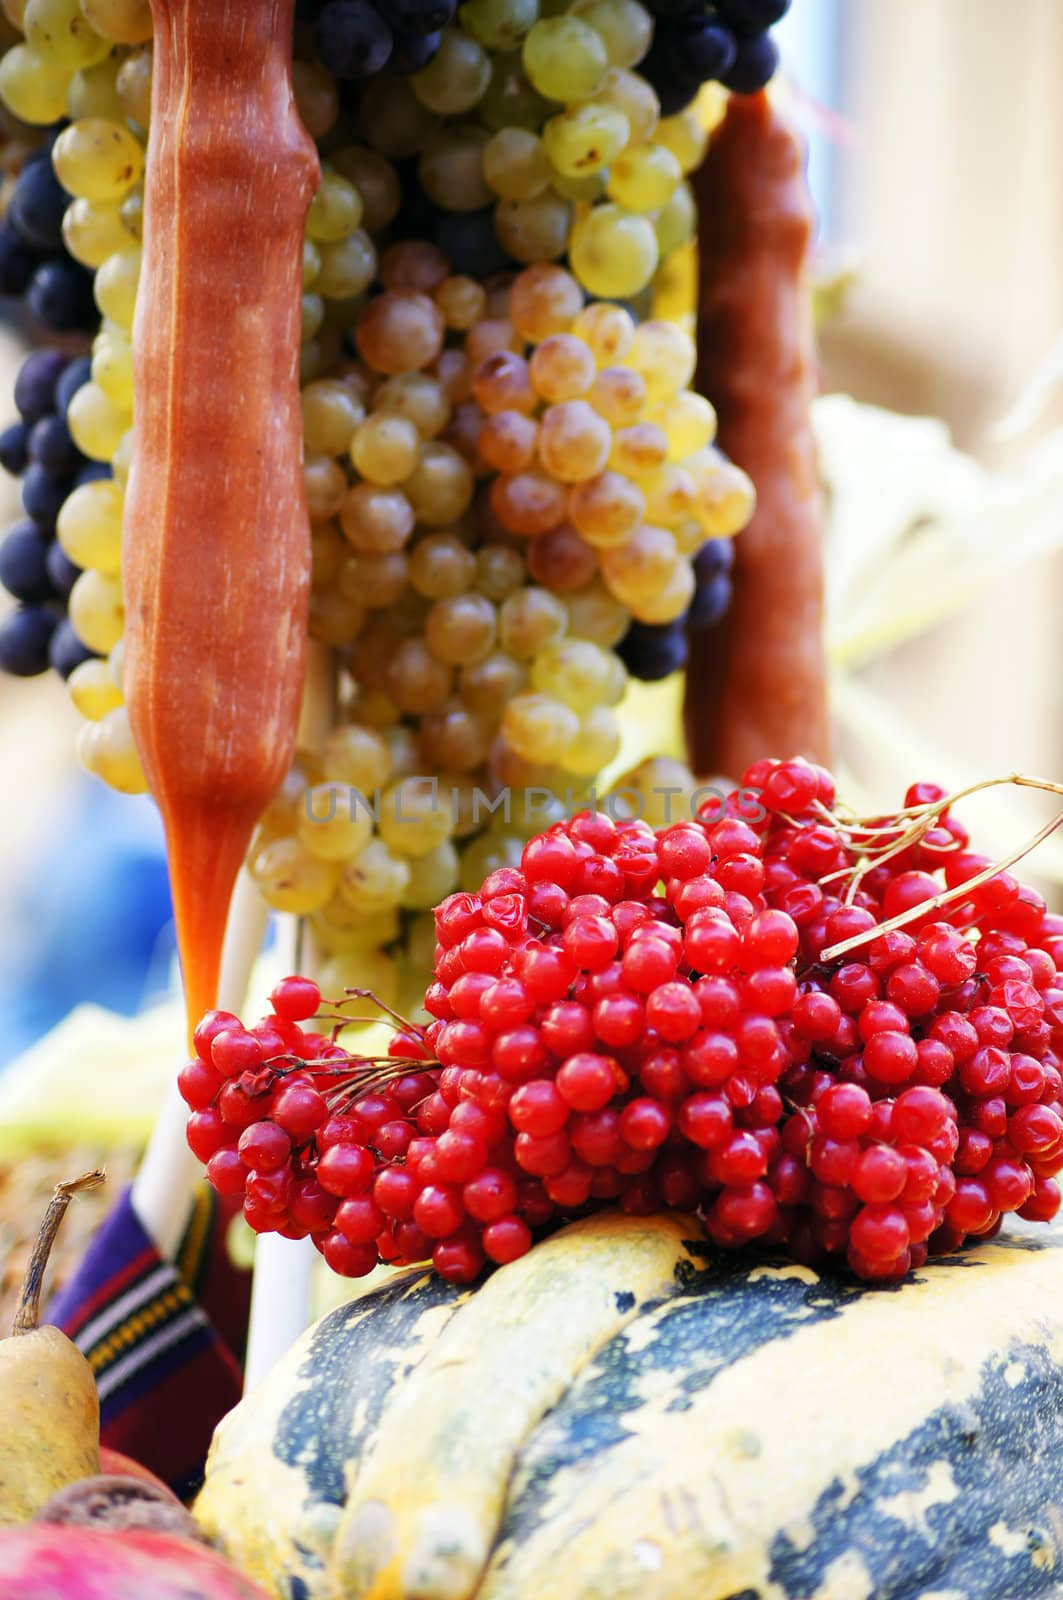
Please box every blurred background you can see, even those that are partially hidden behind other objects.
[0,0,1060,1068]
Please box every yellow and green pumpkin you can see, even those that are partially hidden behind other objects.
[195,1209,1063,1600]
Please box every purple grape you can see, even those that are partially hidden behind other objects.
[22,463,74,529]
[694,537,735,583]
[0,521,55,603]
[26,258,97,334]
[0,225,40,297]
[313,0,394,78]
[721,29,778,91]
[49,617,95,678]
[29,414,82,477]
[375,0,456,33]
[0,605,57,676]
[618,620,689,682]
[14,349,68,423]
[714,0,790,34]
[434,208,512,278]
[46,540,81,598]
[7,159,68,254]
[76,460,112,486]
[688,573,731,630]
[390,28,441,71]
[55,355,93,417]
[0,421,29,477]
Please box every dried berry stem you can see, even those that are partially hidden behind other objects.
[12,1171,105,1337]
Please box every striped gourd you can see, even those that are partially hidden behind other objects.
[195,1209,1063,1600]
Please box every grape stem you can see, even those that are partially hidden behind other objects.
[12,1170,105,1337]
[819,773,1063,962]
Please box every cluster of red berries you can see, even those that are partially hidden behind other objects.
[180,759,1063,1286]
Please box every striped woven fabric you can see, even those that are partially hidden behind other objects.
[48,1184,251,1498]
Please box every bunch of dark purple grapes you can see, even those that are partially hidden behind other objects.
[640,0,790,112]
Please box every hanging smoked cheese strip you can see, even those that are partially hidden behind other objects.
[685,89,830,780]
[123,0,319,1031]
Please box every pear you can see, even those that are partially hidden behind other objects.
[0,1172,104,1525]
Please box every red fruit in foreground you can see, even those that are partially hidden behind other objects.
[0,1526,273,1599]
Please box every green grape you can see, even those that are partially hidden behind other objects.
[304,454,348,521]
[407,532,476,599]
[530,636,621,713]
[630,555,695,623]
[482,127,549,202]
[387,636,453,715]
[93,246,141,328]
[357,288,445,375]
[424,592,497,666]
[522,16,608,101]
[351,413,422,486]
[572,0,652,67]
[642,463,696,528]
[529,332,596,402]
[0,45,71,125]
[405,910,438,970]
[301,292,325,344]
[508,263,584,342]
[607,143,681,212]
[315,229,376,299]
[118,186,143,240]
[66,381,131,461]
[110,428,133,484]
[77,0,152,43]
[537,398,611,483]
[107,637,125,692]
[458,650,527,717]
[558,704,621,774]
[338,550,409,609]
[460,0,538,49]
[478,51,551,133]
[587,364,646,426]
[435,275,487,333]
[400,838,460,909]
[402,441,474,526]
[542,102,629,179]
[52,117,145,202]
[62,197,132,268]
[76,706,147,794]
[91,330,134,409]
[419,699,492,771]
[114,43,151,126]
[548,168,607,204]
[314,894,402,953]
[565,576,630,645]
[320,947,400,1013]
[655,109,708,174]
[627,318,696,404]
[307,168,364,242]
[340,482,415,554]
[68,656,123,720]
[595,67,658,145]
[571,300,635,364]
[67,56,126,123]
[489,466,567,536]
[379,776,456,857]
[321,722,393,793]
[297,782,375,862]
[310,521,345,587]
[525,521,597,592]
[418,125,492,213]
[568,469,645,547]
[358,75,440,159]
[69,567,124,653]
[373,372,452,437]
[654,179,696,258]
[687,447,756,537]
[600,522,677,606]
[29,0,110,60]
[459,830,524,892]
[502,690,578,762]
[478,410,538,474]
[338,838,411,914]
[350,687,401,729]
[411,29,491,115]
[569,203,658,299]
[302,378,364,456]
[609,420,669,479]
[649,390,717,459]
[498,585,568,658]
[474,542,525,601]
[330,145,401,233]
[494,192,571,264]
[382,722,422,778]
[308,590,366,648]
[251,835,338,915]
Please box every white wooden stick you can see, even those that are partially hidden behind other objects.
[243,642,336,1387]
[131,866,270,1258]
